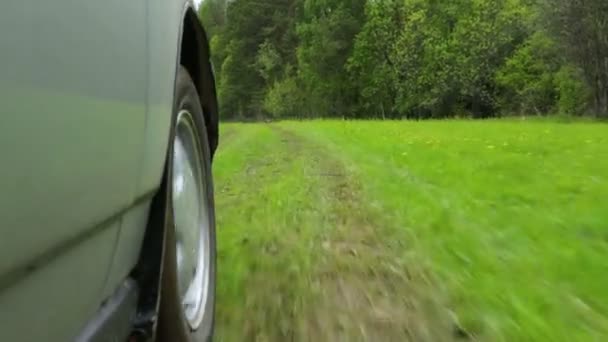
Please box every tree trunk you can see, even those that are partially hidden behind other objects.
[472,94,481,118]
[600,87,608,117]
[602,56,608,117]
[594,69,608,117]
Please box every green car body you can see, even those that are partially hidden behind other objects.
[0,1,218,340]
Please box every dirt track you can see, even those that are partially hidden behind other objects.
[212,124,454,341]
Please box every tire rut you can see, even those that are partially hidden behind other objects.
[271,125,454,342]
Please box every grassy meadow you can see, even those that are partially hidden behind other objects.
[212,120,608,341]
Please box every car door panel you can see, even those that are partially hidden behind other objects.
[99,201,151,302]
[0,1,147,281]
[0,1,148,340]
[94,0,187,311]
[136,0,185,196]
[0,221,119,342]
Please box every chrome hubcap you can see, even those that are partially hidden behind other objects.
[172,110,210,329]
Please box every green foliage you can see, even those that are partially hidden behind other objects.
[296,0,365,117]
[205,0,301,119]
[543,0,608,117]
[347,0,403,118]
[200,0,605,118]
[555,65,590,116]
[263,76,303,118]
[198,0,227,38]
[496,31,560,115]
[255,40,282,83]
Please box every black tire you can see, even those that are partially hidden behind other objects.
[156,66,216,342]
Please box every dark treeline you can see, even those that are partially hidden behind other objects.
[199,0,608,119]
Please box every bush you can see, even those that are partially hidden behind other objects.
[555,65,590,116]
[495,31,560,115]
[263,77,303,118]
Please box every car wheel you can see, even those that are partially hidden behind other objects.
[156,66,216,342]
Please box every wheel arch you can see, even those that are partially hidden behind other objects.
[129,7,219,339]
[180,8,219,159]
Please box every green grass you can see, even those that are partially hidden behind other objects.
[213,120,608,341]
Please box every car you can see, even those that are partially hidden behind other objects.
[0,1,219,341]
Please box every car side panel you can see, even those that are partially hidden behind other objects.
[97,0,201,313]
[0,221,119,342]
[0,1,149,340]
[135,0,187,196]
[94,0,187,308]
[0,1,147,281]
[99,201,151,301]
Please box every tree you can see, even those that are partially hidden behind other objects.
[206,0,302,118]
[544,0,608,116]
[199,0,227,39]
[202,0,602,119]
[348,0,404,118]
[296,0,366,117]
[496,31,561,115]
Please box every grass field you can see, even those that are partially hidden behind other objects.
[211,120,608,341]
